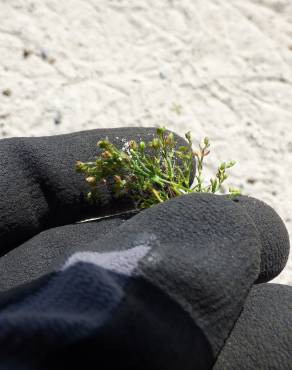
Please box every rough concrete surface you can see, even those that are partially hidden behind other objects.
[0,0,291,284]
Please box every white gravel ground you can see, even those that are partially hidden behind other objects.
[0,0,291,284]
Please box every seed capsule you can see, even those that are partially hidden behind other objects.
[129,140,137,150]
[114,175,122,183]
[75,161,85,172]
[165,133,174,146]
[101,151,112,159]
[86,176,96,185]
[151,138,160,150]
[98,140,110,149]
[156,127,166,136]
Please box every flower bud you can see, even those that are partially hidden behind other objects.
[101,150,112,159]
[75,161,85,172]
[220,162,226,171]
[139,141,146,151]
[97,139,110,149]
[156,127,166,136]
[185,131,192,142]
[165,133,174,146]
[86,176,96,185]
[114,175,122,183]
[151,138,161,150]
[226,160,236,168]
[129,140,137,150]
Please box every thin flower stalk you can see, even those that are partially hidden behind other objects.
[76,127,241,209]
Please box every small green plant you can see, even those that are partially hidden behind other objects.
[76,127,241,209]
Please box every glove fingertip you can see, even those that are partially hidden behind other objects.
[231,195,290,283]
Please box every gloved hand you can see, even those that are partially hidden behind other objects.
[0,128,290,370]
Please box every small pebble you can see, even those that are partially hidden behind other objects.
[40,49,48,60]
[2,89,12,97]
[54,111,62,125]
[40,49,56,64]
[48,57,56,65]
[0,113,10,119]
[23,49,33,59]
[247,178,257,184]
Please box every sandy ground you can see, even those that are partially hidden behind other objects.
[0,0,291,285]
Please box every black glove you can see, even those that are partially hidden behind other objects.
[213,195,291,370]
[0,127,194,292]
[0,128,290,370]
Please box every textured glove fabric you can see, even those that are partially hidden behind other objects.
[0,193,262,369]
[230,195,290,283]
[0,194,289,296]
[0,214,132,293]
[0,127,192,254]
[0,129,291,370]
[213,283,292,370]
